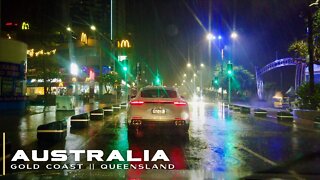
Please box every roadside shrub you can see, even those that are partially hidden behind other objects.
[296,83,320,110]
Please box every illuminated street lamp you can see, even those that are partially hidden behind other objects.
[200,63,205,68]
[206,33,216,41]
[183,73,187,77]
[231,31,238,39]
[90,25,96,31]
[66,26,72,32]
[187,63,191,68]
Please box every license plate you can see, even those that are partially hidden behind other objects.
[152,109,166,114]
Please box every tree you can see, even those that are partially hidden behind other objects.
[288,40,308,58]
[212,64,255,100]
[296,82,320,110]
[99,71,121,94]
[288,3,320,104]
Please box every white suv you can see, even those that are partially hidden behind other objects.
[127,86,190,134]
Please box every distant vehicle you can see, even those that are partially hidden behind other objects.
[273,96,290,109]
[127,86,190,135]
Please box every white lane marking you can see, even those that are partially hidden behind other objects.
[238,145,303,179]
[238,144,277,166]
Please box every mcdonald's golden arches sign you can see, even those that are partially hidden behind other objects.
[21,22,30,30]
[117,40,131,48]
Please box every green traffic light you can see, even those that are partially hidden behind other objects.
[156,77,160,84]
[227,62,233,76]
[213,77,219,85]
[123,66,128,72]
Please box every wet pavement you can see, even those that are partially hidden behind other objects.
[2,101,320,179]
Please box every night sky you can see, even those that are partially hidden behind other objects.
[127,0,309,88]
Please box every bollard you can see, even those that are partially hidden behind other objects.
[254,109,267,117]
[233,105,241,112]
[120,103,128,109]
[314,116,320,127]
[240,106,251,114]
[112,104,121,112]
[90,109,104,120]
[37,121,67,141]
[103,106,113,116]
[71,113,89,128]
[277,111,293,121]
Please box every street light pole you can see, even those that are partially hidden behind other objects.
[220,48,224,103]
[228,75,231,104]
[307,4,316,97]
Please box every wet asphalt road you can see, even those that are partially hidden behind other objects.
[2,101,320,179]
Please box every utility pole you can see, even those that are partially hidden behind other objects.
[307,3,316,97]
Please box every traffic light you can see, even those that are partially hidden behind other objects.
[123,66,128,72]
[214,77,219,84]
[212,77,219,86]
[155,76,161,85]
[227,62,233,76]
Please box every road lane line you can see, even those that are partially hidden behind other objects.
[237,144,277,166]
[238,144,303,180]
[3,132,5,176]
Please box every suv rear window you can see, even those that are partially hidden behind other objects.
[141,89,177,98]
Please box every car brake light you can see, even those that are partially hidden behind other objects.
[174,101,187,106]
[132,116,142,119]
[130,100,144,105]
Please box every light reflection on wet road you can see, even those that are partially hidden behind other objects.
[2,101,320,178]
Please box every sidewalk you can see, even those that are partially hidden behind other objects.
[231,101,319,128]
[1,100,115,150]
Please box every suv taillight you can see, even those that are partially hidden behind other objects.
[173,101,187,106]
[130,100,144,105]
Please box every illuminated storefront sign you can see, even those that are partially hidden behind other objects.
[81,32,88,45]
[27,49,57,57]
[118,55,127,62]
[117,40,131,48]
[21,22,30,30]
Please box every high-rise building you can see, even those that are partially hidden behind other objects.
[69,0,111,35]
